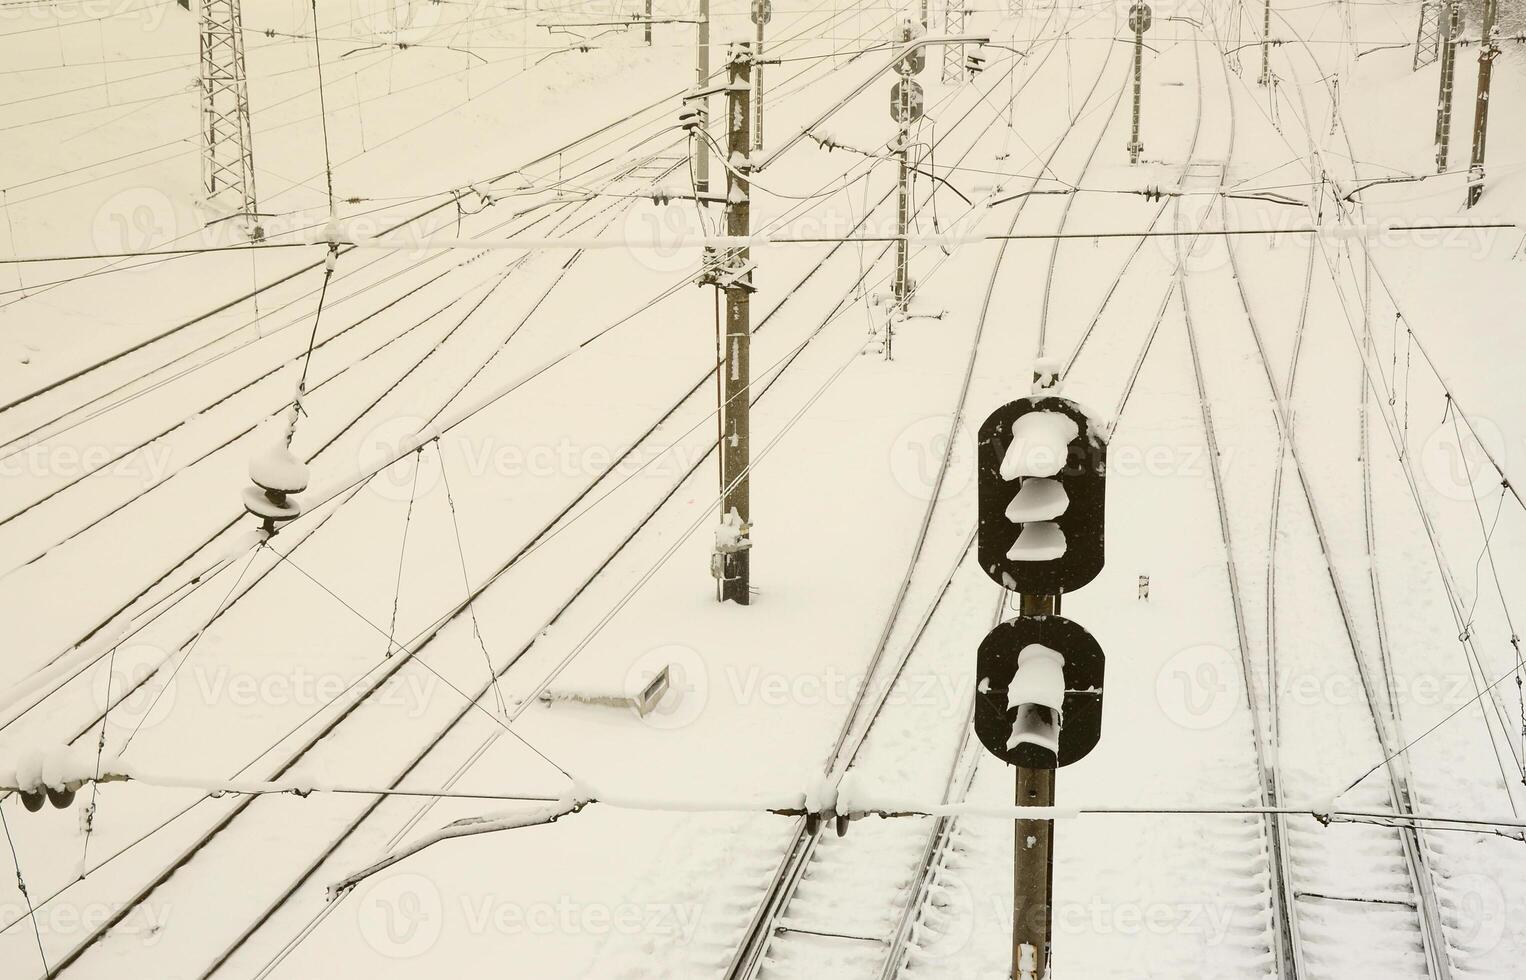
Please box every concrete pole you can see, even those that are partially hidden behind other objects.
[695,0,711,194]
[1465,0,1498,206]
[1129,28,1144,163]
[719,43,753,604]
[1259,0,1271,84]
[754,13,765,150]
[890,22,916,361]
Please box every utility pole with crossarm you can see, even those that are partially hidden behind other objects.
[708,43,756,604]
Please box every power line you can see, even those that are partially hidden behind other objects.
[5,217,1514,265]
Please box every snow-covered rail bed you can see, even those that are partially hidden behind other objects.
[1172,35,1449,977]
[0,4,953,972]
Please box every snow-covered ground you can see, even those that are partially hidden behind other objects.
[1,0,1524,976]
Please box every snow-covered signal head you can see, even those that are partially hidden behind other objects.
[975,614,1104,769]
[976,396,1107,594]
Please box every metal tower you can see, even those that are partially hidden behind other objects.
[942,0,968,83]
[1413,0,1442,70]
[198,0,259,233]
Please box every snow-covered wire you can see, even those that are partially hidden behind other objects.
[0,805,48,974]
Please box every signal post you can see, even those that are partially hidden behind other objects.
[1127,2,1151,164]
[975,386,1110,980]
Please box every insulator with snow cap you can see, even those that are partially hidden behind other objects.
[10,747,86,811]
[245,444,310,531]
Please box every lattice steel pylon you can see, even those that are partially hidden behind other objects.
[942,0,968,83]
[198,0,260,235]
[1413,0,1443,70]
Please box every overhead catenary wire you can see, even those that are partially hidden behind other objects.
[7,766,1525,835]
[186,24,1037,966]
[0,1,909,946]
[12,216,1508,267]
[16,5,1521,973]
[0,805,48,976]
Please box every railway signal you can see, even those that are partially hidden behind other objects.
[1127,2,1151,164]
[895,19,926,75]
[975,615,1105,769]
[975,395,1107,595]
[973,387,1109,980]
[889,79,924,124]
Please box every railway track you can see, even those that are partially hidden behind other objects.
[6,3,1515,979]
[720,10,1143,976]
[194,28,1097,978]
[724,10,1309,976]
[1173,20,1450,978]
[0,0,901,695]
[0,0,910,740]
[7,13,1056,976]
